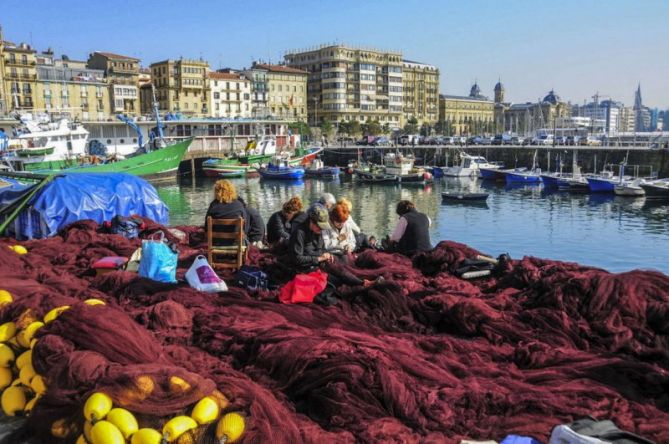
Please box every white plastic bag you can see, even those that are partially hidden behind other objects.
[185,255,228,293]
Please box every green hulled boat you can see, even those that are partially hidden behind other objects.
[9,139,191,178]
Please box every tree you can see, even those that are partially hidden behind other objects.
[349,120,361,137]
[288,121,311,138]
[364,119,382,136]
[381,123,391,135]
[420,123,432,137]
[339,120,350,136]
[404,116,418,135]
[320,120,333,137]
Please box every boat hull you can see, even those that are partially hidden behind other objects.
[540,174,561,188]
[355,171,398,184]
[15,139,191,177]
[479,167,506,181]
[614,186,645,197]
[305,167,341,179]
[586,177,616,193]
[640,182,669,199]
[441,192,489,201]
[258,167,305,180]
[505,171,542,184]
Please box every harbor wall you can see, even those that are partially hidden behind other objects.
[321,146,669,177]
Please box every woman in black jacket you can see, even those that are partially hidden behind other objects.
[267,196,303,253]
[205,180,247,245]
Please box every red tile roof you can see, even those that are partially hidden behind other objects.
[209,72,248,80]
[253,63,308,75]
[94,51,139,61]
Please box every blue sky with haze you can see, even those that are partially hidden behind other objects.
[3,0,668,108]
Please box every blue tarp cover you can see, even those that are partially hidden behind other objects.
[0,173,169,239]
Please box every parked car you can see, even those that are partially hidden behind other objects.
[492,134,512,145]
[583,136,602,146]
[370,136,391,146]
[510,136,523,145]
[355,135,375,146]
[566,135,581,146]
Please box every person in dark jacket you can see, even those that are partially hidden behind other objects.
[384,200,432,256]
[205,180,247,246]
[237,197,265,246]
[288,204,373,288]
[267,196,303,253]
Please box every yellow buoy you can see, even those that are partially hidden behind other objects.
[90,420,125,444]
[22,321,44,344]
[0,343,15,367]
[0,322,17,342]
[24,394,40,414]
[162,416,197,442]
[84,298,106,306]
[83,420,94,442]
[191,396,220,425]
[0,290,13,306]
[43,305,70,323]
[130,428,163,444]
[1,386,27,416]
[30,338,37,349]
[106,407,139,439]
[75,435,87,444]
[18,363,36,386]
[0,367,13,390]
[51,418,71,438]
[10,245,28,255]
[30,374,47,395]
[84,392,113,423]
[216,412,246,443]
[15,349,31,370]
[168,376,191,393]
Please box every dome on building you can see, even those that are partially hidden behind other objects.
[494,80,504,92]
[469,82,482,98]
[543,89,560,104]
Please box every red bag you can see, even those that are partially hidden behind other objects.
[279,270,328,304]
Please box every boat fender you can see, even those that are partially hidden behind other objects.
[461,269,491,279]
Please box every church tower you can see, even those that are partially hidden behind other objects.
[494,79,505,103]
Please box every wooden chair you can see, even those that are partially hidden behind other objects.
[207,216,247,270]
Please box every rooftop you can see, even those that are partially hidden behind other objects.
[209,71,248,80]
[285,43,402,56]
[252,63,308,75]
[92,51,139,61]
[441,94,493,103]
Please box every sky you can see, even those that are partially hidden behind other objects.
[2,0,668,108]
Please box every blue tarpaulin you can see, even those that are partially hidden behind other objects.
[0,173,169,239]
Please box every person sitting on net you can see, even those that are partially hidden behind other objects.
[238,197,265,247]
[383,200,432,256]
[288,204,373,288]
[322,203,357,261]
[337,196,377,250]
[267,196,303,253]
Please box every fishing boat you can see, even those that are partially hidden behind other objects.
[443,153,502,178]
[355,170,398,184]
[505,150,541,184]
[201,159,252,178]
[639,178,669,199]
[289,145,323,166]
[382,152,432,184]
[1,89,189,179]
[305,158,340,179]
[258,156,305,180]
[479,167,508,181]
[441,191,489,201]
[201,136,277,177]
[614,180,645,197]
[557,176,590,193]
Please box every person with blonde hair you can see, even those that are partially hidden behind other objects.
[205,180,247,244]
[266,196,304,252]
[337,196,378,251]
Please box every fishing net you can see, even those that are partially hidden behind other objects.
[0,218,667,443]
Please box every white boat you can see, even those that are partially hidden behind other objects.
[383,152,414,176]
[639,178,669,199]
[614,179,645,197]
[444,153,502,177]
[3,114,89,168]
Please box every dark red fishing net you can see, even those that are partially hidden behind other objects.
[0,221,668,443]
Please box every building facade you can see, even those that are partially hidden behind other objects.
[402,60,439,128]
[209,71,252,118]
[252,63,307,121]
[284,44,404,128]
[87,52,140,115]
[439,83,495,135]
[34,53,111,121]
[241,66,269,118]
[0,39,38,113]
[496,89,571,136]
[150,59,210,116]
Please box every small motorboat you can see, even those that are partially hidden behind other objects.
[398,170,433,185]
[305,159,341,179]
[505,169,542,184]
[355,170,398,184]
[557,176,590,193]
[639,178,669,199]
[258,156,305,180]
[614,182,645,197]
[441,191,489,201]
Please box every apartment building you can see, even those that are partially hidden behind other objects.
[87,51,140,115]
[150,58,210,116]
[209,71,252,118]
[252,63,308,121]
[402,60,439,127]
[284,44,404,128]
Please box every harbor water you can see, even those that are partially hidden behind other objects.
[156,176,669,274]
